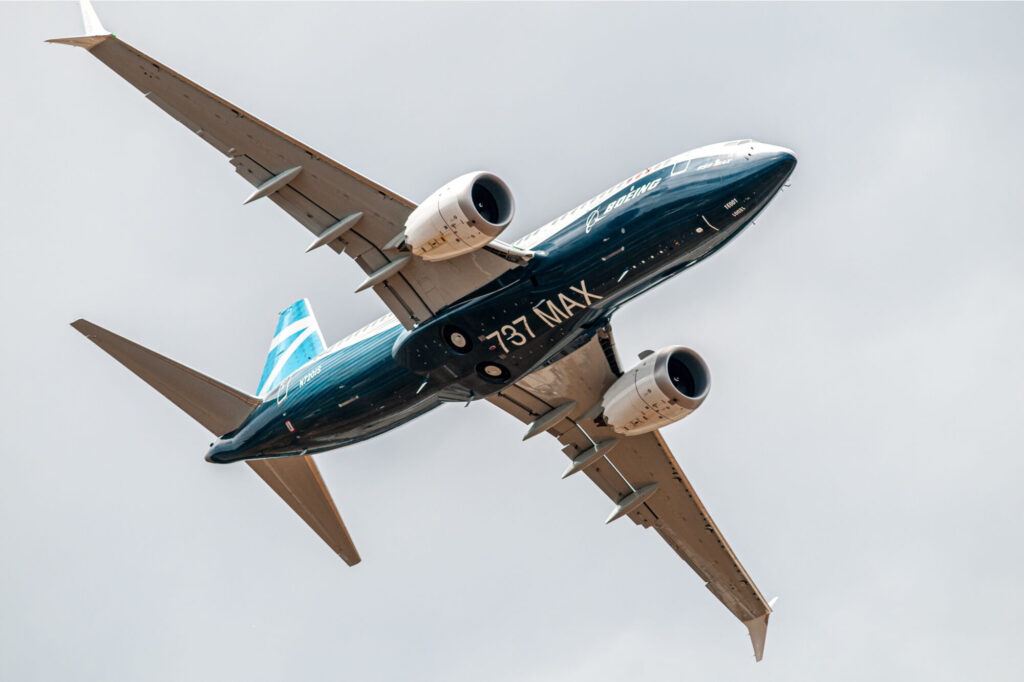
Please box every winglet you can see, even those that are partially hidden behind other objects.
[743,612,770,662]
[46,0,112,49]
[80,0,108,35]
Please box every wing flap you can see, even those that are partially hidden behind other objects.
[608,431,770,622]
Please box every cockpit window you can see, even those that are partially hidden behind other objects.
[670,159,691,176]
[671,154,734,176]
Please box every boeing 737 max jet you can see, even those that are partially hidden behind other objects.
[51,1,796,661]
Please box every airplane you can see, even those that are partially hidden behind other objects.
[51,1,796,662]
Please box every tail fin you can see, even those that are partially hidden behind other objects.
[256,299,326,397]
[72,319,260,436]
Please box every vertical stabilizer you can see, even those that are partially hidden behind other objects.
[256,299,326,397]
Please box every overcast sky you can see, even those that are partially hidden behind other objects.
[3,2,1023,680]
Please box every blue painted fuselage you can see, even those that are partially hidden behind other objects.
[207,142,796,463]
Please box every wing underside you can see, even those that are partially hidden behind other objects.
[487,328,773,660]
[55,2,769,652]
[50,25,519,328]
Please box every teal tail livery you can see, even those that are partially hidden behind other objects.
[256,299,326,398]
[55,0,799,659]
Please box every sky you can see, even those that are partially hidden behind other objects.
[2,2,1023,680]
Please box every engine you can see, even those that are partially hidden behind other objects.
[403,171,515,261]
[601,347,711,435]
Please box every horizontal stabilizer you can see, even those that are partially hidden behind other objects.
[247,456,361,565]
[72,319,260,436]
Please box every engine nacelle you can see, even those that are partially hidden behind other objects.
[404,172,515,261]
[601,347,711,435]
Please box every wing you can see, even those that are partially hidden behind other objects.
[487,327,773,661]
[49,26,520,328]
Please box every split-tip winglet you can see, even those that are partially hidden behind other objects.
[744,613,770,662]
[79,0,108,35]
[46,0,112,48]
[744,597,777,662]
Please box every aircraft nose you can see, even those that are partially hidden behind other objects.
[757,143,797,177]
[774,149,797,175]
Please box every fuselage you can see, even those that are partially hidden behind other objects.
[207,140,796,463]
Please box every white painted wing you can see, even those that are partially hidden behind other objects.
[487,328,773,661]
[49,32,518,328]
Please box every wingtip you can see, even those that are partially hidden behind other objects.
[46,0,112,48]
[80,0,108,35]
[744,612,770,662]
[70,318,92,333]
[46,35,112,49]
